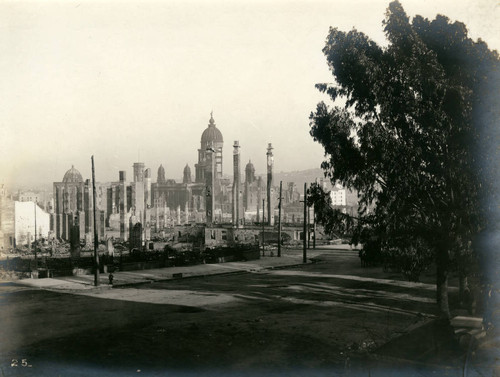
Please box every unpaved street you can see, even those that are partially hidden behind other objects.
[0,249,443,376]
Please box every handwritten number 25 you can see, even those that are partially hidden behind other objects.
[11,359,29,367]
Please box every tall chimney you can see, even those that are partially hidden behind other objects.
[205,144,215,225]
[266,143,274,226]
[232,141,241,227]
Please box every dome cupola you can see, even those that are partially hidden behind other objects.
[201,112,223,148]
[62,165,83,183]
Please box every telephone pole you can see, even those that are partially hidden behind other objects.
[34,201,38,273]
[307,200,311,249]
[262,198,265,256]
[277,181,282,257]
[313,204,316,249]
[302,183,307,263]
[91,156,100,287]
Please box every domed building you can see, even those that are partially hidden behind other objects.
[53,165,109,241]
[55,166,84,215]
[63,165,84,184]
[151,113,227,225]
[195,112,224,182]
[200,114,223,149]
[53,166,86,239]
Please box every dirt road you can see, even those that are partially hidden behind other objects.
[0,249,451,376]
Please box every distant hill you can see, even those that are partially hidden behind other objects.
[258,168,331,188]
[11,168,332,193]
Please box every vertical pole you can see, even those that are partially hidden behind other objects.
[303,183,307,264]
[278,181,282,257]
[266,143,274,226]
[34,201,37,242]
[212,147,216,224]
[92,156,100,286]
[262,198,265,256]
[34,201,38,272]
[307,199,311,249]
[313,205,316,249]
[143,204,146,251]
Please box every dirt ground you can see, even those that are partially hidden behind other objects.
[0,249,465,376]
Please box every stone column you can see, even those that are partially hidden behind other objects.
[78,211,85,241]
[56,213,63,239]
[62,213,69,240]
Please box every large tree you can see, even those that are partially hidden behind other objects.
[310,1,499,318]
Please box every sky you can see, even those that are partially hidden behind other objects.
[0,0,498,188]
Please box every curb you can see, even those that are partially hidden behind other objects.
[110,261,312,288]
[49,284,114,292]
[111,269,247,288]
[15,259,316,291]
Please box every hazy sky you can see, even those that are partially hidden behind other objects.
[1,0,498,188]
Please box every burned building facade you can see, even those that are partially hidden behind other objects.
[51,112,303,245]
[52,166,106,241]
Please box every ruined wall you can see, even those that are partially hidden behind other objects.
[204,227,261,248]
[0,197,15,249]
[14,201,50,246]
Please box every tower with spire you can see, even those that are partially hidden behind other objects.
[157,165,166,184]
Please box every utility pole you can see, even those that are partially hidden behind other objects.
[278,181,282,257]
[307,199,311,249]
[262,198,265,256]
[302,183,307,263]
[34,201,38,273]
[313,204,316,249]
[91,156,100,287]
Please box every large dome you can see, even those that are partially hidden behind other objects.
[201,113,223,146]
[245,160,255,172]
[63,165,83,183]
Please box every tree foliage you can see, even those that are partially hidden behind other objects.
[307,182,356,239]
[310,1,499,317]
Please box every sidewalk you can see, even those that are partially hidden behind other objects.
[15,250,323,291]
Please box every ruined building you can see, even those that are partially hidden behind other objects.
[52,166,106,241]
[50,112,301,244]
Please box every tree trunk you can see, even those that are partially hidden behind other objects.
[436,249,451,319]
[458,270,468,303]
[459,270,476,314]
